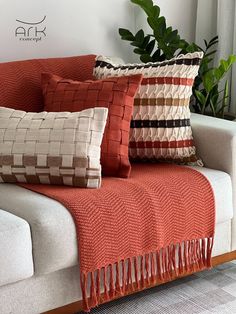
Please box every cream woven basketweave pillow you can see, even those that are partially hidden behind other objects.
[0,107,108,188]
[94,52,203,165]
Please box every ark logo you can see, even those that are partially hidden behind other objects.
[15,16,46,42]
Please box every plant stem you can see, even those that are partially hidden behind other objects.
[221,80,229,118]
[201,93,209,115]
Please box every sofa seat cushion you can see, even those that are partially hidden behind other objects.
[189,166,233,225]
[0,185,78,275]
[0,210,33,286]
[0,166,233,275]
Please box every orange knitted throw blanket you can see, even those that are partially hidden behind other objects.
[21,164,215,312]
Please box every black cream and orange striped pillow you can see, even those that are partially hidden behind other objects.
[94,52,203,165]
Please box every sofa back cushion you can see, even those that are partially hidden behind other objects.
[0,55,96,112]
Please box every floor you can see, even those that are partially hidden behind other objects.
[88,261,236,314]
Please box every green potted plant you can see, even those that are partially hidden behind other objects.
[193,39,236,119]
[119,0,236,120]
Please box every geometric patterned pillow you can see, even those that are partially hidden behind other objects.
[94,52,203,165]
[0,107,108,188]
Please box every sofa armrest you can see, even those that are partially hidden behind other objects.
[191,113,236,250]
[191,113,236,173]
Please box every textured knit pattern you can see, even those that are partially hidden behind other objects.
[0,107,108,188]
[42,73,143,178]
[0,55,95,112]
[94,53,203,164]
[22,163,215,311]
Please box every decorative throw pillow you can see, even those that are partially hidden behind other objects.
[42,73,143,177]
[94,52,203,165]
[0,107,108,188]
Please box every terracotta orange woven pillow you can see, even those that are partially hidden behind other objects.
[42,73,143,178]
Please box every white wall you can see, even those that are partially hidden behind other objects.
[0,0,198,63]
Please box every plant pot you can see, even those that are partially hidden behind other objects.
[223,112,236,121]
[202,112,236,121]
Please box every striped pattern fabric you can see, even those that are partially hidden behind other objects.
[94,52,203,164]
[0,107,108,188]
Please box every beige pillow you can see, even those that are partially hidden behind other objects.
[0,107,108,188]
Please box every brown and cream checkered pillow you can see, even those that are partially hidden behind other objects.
[0,107,108,188]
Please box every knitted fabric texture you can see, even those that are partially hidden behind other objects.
[0,55,95,112]
[94,53,203,165]
[42,73,143,178]
[21,163,215,312]
[0,107,108,188]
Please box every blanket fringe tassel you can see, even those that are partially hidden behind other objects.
[81,237,214,312]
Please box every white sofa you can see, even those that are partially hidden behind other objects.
[0,113,236,314]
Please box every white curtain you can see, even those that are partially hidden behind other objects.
[195,0,236,113]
